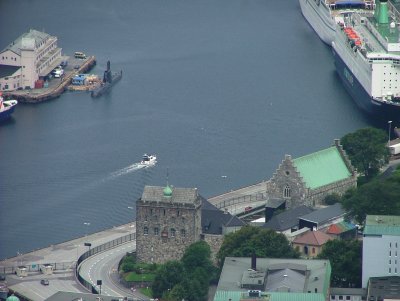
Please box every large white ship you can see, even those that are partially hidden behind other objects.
[299,0,375,45]
[332,0,400,117]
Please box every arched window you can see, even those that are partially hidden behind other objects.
[144,227,149,235]
[283,184,291,198]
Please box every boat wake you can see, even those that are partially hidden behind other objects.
[107,161,155,180]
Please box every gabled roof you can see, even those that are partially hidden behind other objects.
[326,221,356,235]
[299,203,345,225]
[262,205,314,232]
[293,230,333,246]
[293,146,351,189]
[201,198,244,235]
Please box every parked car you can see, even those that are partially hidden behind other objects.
[54,69,64,78]
[40,279,49,285]
[244,206,253,212]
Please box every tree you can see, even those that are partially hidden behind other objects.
[181,240,213,273]
[151,261,185,298]
[217,226,299,267]
[341,127,389,179]
[317,239,362,288]
[323,193,341,205]
[341,169,400,224]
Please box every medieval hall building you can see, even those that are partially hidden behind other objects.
[266,139,357,208]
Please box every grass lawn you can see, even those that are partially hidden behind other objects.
[139,287,153,297]
[124,272,156,282]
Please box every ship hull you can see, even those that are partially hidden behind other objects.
[0,104,16,121]
[299,0,336,45]
[332,46,400,119]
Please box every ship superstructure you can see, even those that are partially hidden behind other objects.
[299,0,375,45]
[332,0,400,117]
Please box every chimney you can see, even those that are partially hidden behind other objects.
[251,250,257,270]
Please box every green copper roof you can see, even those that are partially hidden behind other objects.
[163,185,173,197]
[364,215,400,236]
[6,295,20,301]
[213,291,325,301]
[293,146,351,189]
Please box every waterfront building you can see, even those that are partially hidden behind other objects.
[267,139,357,208]
[135,184,244,264]
[0,29,62,91]
[362,215,400,287]
[214,256,331,301]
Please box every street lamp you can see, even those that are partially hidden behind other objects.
[388,120,393,145]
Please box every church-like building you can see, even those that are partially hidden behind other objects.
[266,139,357,208]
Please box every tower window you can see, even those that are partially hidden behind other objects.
[154,227,159,235]
[171,228,176,237]
[181,229,186,237]
[144,227,149,235]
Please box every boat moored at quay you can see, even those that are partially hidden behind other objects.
[299,0,375,45]
[332,0,400,118]
[0,93,17,122]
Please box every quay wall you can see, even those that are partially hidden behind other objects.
[3,56,96,103]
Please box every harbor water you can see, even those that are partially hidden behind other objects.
[0,0,373,259]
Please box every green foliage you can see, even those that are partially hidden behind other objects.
[182,241,213,273]
[151,261,185,298]
[124,272,156,282]
[341,172,400,224]
[323,193,341,205]
[317,239,362,288]
[217,225,299,268]
[168,283,186,301]
[341,127,389,179]
[120,252,136,273]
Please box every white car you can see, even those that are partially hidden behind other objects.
[54,69,64,78]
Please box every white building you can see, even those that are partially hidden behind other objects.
[0,29,62,91]
[362,215,400,287]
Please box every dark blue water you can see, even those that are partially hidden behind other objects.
[0,0,371,259]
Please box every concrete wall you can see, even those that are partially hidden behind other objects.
[362,234,400,287]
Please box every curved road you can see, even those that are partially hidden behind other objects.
[79,241,145,299]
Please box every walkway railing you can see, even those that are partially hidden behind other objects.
[75,232,136,294]
[214,192,267,209]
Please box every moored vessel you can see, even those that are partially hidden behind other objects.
[332,0,400,119]
[299,0,375,45]
[91,61,122,98]
[0,93,17,122]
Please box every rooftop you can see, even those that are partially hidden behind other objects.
[217,257,331,297]
[299,203,345,225]
[141,185,199,205]
[293,146,351,189]
[364,215,400,236]
[1,29,52,55]
[262,205,314,232]
[292,230,333,246]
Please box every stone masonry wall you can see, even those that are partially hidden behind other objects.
[136,200,201,264]
[267,155,309,208]
[203,234,224,265]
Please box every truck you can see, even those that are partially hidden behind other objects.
[389,143,400,155]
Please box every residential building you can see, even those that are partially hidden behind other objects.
[215,256,331,301]
[0,29,62,91]
[366,276,400,301]
[330,288,366,301]
[292,230,333,258]
[362,215,400,287]
[326,221,357,240]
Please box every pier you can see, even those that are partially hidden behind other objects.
[3,56,96,103]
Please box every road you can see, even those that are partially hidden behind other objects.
[79,241,138,298]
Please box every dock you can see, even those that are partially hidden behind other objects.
[3,56,97,103]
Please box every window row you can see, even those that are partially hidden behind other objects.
[143,227,186,237]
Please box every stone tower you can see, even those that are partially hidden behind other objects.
[136,185,202,264]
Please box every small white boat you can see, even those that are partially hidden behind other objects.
[141,154,157,166]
